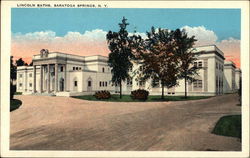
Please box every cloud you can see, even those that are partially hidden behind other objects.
[12,31,56,43]
[11,29,110,62]
[181,26,240,68]
[181,25,218,46]
[11,27,241,67]
[128,32,147,39]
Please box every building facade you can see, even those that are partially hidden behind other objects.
[223,61,240,93]
[16,45,241,96]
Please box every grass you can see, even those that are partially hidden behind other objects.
[72,95,211,102]
[212,115,241,138]
[14,92,22,95]
[10,99,22,112]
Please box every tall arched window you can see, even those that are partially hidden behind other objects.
[102,67,105,73]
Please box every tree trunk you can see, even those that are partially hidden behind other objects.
[120,80,122,99]
[184,74,187,99]
[161,80,164,100]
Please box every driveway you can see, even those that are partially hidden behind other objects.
[10,94,241,151]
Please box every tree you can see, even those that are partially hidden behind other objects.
[16,58,27,66]
[174,29,198,98]
[106,17,134,98]
[238,76,242,105]
[138,27,180,99]
[10,56,16,99]
[10,56,17,83]
[29,61,33,66]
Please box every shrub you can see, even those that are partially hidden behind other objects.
[131,89,149,101]
[94,90,111,99]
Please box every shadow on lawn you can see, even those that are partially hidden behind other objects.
[10,99,22,112]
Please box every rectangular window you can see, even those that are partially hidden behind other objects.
[194,62,197,67]
[198,61,202,68]
[29,83,32,87]
[139,81,145,86]
[76,67,79,70]
[19,83,22,87]
[139,66,143,71]
[99,81,102,87]
[73,67,75,70]
[105,82,107,87]
[79,67,81,70]
[102,82,105,87]
[194,80,202,88]
[127,79,132,86]
[198,80,202,88]
[19,74,23,78]
[74,81,77,86]
[61,66,63,72]
[88,81,91,87]
[129,66,133,72]
[193,81,198,88]
[29,73,32,77]
[216,62,218,69]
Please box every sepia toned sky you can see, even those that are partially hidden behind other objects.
[11,8,241,67]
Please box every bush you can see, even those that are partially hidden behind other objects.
[131,89,149,101]
[94,90,111,99]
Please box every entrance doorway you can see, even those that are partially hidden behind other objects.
[87,77,92,92]
[59,78,64,91]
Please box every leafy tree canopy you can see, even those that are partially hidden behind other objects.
[16,58,27,66]
[106,17,134,85]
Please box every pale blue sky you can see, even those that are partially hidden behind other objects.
[12,8,240,41]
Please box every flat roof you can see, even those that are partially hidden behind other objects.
[33,51,108,62]
[194,45,224,56]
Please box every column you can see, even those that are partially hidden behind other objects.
[33,65,36,93]
[47,64,50,93]
[55,63,58,92]
[64,64,67,91]
[40,65,43,93]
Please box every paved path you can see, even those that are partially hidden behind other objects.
[10,94,241,151]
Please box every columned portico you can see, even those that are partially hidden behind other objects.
[33,63,62,94]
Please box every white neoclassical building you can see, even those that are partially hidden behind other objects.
[16,45,241,96]
[223,61,241,93]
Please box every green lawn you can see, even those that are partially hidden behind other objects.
[212,115,241,138]
[72,95,211,102]
[10,99,22,112]
[14,92,22,95]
